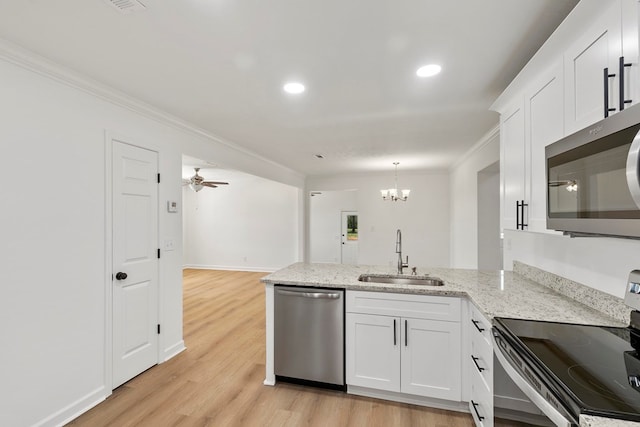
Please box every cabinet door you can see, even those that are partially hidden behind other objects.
[564,0,622,134]
[524,60,564,233]
[501,99,526,231]
[346,313,400,392]
[400,318,461,401]
[621,0,639,110]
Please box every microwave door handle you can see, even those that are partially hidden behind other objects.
[627,132,640,208]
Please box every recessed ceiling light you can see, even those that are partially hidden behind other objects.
[283,82,305,94]
[416,64,442,78]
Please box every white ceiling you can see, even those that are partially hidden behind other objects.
[0,0,578,176]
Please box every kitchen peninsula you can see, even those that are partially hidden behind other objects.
[262,262,631,427]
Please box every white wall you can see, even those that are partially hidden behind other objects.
[182,168,300,272]
[449,128,500,269]
[0,41,301,426]
[306,172,450,268]
[309,190,358,263]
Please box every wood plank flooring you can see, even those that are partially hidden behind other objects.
[68,269,533,427]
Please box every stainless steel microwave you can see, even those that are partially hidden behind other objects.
[545,103,640,238]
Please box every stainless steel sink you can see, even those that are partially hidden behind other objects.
[357,274,444,286]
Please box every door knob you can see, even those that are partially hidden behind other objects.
[115,272,128,280]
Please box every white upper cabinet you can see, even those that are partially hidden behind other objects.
[496,0,640,235]
[524,60,564,233]
[622,0,640,110]
[500,98,525,232]
[501,60,564,233]
[564,0,631,134]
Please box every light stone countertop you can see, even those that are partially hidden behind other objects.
[580,415,640,427]
[261,262,626,327]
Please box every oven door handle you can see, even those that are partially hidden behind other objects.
[627,131,640,209]
[492,332,573,427]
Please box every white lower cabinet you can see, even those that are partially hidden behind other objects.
[467,303,544,427]
[346,313,400,392]
[346,291,461,401]
[401,317,461,400]
[468,304,495,427]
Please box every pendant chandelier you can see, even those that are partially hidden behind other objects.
[381,162,410,202]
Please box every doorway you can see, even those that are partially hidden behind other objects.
[341,211,358,265]
[477,161,502,270]
[309,190,357,263]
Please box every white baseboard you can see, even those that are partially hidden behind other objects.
[347,386,469,413]
[182,264,278,273]
[163,340,186,361]
[35,386,108,427]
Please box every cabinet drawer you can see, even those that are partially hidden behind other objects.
[346,291,461,322]
[470,330,493,391]
[469,303,492,346]
[470,367,494,427]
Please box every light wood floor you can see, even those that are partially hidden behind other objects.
[68,269,532,427]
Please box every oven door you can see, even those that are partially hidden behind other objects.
[492,328,576,427]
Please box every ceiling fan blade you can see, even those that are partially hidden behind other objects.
[201,183,218,188]
[182,178,191,185]
[202,181,229,185]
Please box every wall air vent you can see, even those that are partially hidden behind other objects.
[103,0,146,14]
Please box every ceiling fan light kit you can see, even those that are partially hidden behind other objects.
[184,167,229,192]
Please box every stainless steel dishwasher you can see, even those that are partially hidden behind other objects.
[274,285,345,390]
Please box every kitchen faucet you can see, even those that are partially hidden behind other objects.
[396,229,409,274]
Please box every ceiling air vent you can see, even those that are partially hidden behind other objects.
[103,0,146,14]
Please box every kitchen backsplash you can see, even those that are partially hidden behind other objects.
[514,261,631,325]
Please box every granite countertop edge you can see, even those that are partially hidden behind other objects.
[262,262,627,328]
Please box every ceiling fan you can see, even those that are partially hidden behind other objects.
[183,167,229,192]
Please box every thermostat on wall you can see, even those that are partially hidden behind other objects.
[167,201,178,213]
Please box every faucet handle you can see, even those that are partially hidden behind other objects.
[411,267,417,275]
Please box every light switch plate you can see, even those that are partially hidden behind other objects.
[167,201,178,213]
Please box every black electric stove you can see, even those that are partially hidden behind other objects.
[492,270,640,426]
[494,317,640,424]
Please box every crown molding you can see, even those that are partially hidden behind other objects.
[0,37,304,181]
[449,124,500,171]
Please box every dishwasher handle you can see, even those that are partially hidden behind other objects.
[276,289,342,299]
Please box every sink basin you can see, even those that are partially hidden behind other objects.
[357,274,444,286]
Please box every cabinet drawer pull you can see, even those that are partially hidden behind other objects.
[471,400,485,421]
[604,67,617,118]
[405,319,408,347]
[393,319,397,346]
[620,56,633,111]
[471,355,485,372]
[515,200,528,230]
[471,319,485,332]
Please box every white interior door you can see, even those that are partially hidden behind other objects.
[341,211,358,264]
[112,140,159,388]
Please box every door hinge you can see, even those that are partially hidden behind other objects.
[157,173,160,183]
[157,324,161,334]
[157,248,161,259]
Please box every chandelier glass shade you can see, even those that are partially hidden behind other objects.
[381,162,410,202]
